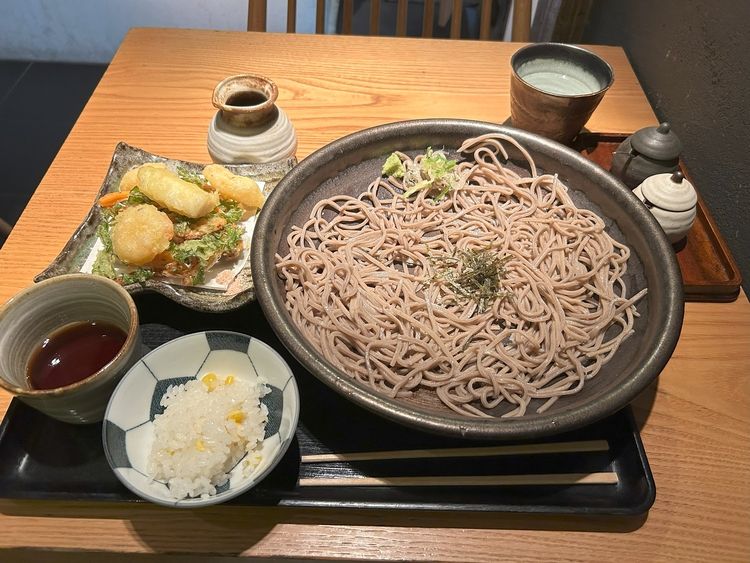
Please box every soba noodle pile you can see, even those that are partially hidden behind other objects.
[276,133,646,417]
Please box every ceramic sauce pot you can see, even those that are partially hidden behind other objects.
[610,122,682,188]
[634,171,697,243]
[207,74,297,164]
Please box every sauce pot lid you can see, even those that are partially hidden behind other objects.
[631,122,682,160]
[641,171,697,211]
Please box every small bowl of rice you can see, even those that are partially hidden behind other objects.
[101,330,299,507]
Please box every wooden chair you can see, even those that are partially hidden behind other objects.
[247,0,532,41]
[0,218,11,240]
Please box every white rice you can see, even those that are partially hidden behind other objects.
[147,373,269,499]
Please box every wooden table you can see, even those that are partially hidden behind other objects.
[0,29,748,561]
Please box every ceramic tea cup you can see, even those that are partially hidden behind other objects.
[0,274,141,424]
[510,43,614,145]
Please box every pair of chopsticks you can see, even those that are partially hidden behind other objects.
[298,439,618,487]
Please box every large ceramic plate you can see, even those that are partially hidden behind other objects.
[35,143,296,312]
[252,119,684,440]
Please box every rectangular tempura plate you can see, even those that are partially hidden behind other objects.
[34,142,296,312]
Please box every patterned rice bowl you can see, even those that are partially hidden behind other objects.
[102,331,299,507]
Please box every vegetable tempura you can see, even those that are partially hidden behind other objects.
[93,163,265,286]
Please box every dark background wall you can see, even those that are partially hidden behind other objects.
[582,0,749,295]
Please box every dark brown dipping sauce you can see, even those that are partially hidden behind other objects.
[226,90,268,107]
[27,321,127,390]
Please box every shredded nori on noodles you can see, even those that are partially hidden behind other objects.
[429,248,512,312]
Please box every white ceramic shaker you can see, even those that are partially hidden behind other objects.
[633,171,697,243]
[207,74,297,164]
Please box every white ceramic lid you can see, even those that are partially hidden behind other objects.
[640,171,697,212]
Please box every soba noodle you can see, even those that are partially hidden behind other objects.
[275,133,646,417]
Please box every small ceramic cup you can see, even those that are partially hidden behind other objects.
[0,274,141,424]
[510,43,614,145]
[207,74,298,164]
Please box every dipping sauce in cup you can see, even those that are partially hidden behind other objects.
[510,43,614,145]
[27,320,127,391]
[0,274,141,424]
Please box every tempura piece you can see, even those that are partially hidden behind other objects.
[118,162,166,192]
[174,214,227,241]
[203,164,264,217]
[112,204,174,266]
[137,166,219,218]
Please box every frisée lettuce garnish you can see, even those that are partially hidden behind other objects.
[382,148,460,200]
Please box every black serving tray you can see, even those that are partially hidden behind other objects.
[0,293,655,515]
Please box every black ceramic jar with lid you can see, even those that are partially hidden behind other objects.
[610,122,682,188]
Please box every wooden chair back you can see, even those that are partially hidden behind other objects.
[247,0,531,41]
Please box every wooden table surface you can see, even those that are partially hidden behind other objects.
[0,29,749,561]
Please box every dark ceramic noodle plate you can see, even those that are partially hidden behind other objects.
[252,119,683,441]
[0,295,655,515]
[34,143,296,313]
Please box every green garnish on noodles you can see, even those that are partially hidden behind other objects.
[382,148,460,200]
[429,247,512,312]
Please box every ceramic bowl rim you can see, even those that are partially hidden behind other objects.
[212,73,279,114]
[510,42,615,99]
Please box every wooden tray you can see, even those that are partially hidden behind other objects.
[574,133,742,302]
